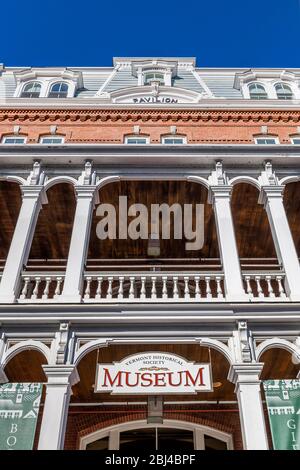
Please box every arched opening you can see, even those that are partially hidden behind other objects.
[0,181,22,270]
[85,180,221,301]
[283,181,300,259]
[3,349,48,450]
[80,420,233,451]
[65,342,241,450]
[231,183,282,298]
[19,183,76,300]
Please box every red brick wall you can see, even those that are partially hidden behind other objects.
[0,109,300,144]
[63,404,243,450]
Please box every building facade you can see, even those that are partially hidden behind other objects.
[0,57,300,450]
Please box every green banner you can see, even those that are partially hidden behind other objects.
[0,383,42,450]
[263,379,300,450]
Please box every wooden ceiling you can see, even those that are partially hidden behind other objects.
[29,183,76,260]
[0,182,22,260]
[88,181,219,260]
[0,180,300,263]
[231,183,277,259]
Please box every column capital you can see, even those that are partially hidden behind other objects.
[208,185,232,204]
[42,365,80,387]
[258,185,285,205]
[21,185,48,205]
[228,362,264,385]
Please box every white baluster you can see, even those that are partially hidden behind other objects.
[216,276,224,299]
[107,276,113,300]
[255,276,264,298]
[194,276,201,300]
[244,275,253,299]
[42,277,51,300]
[162,276,168,300]
[54,276,63,299]
[265,275,275,298]
[31,277,41,300]
[20,276,30,300]
[205,276,212,300]
[184,276,190,300]
[151,276,157,299]
[276,275,286,299]
[129,276,135,299]
[84,276,92,300]
[95,276,103,300]
[140,276,146,300]
[118,276,124,300]
[173,276,179,300]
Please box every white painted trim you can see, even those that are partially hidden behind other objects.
[256,337,300,360]
[1,339,51,368]
[79,419,234,450]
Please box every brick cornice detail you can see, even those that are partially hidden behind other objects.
[0,108,299,123]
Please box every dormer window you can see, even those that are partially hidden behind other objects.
[20,82,41,98]
[275,83,293,100]
[48,82,69,98]
[144,72,165,85]
[248,83,268,100]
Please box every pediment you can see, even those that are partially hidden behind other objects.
[108,85,204,104]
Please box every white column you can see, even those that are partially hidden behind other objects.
[209,186,247,301]
[260,186,300,301]
[61,186,98,302]
[38,365,79,450]
[228,363,268,450]
[0,186,47,303]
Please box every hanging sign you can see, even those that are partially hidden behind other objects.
[0,383,43,450]
[95,352,212,395]
[263,379,300,450]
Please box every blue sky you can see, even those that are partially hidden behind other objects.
[1,0,300,68]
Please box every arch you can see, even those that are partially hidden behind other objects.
[20,81,42,98]
[0,175,26,186]
[73,337,233,366]
[48,82,69,98]
[248,82,268,99]
[274,82,293,100]
[1,340,50,369]
[79,419,234,450]
[279,176,300,186]
[96,175,210,192]
[228,176,261,190]
[44,176,77,192]
[256,338,300,362]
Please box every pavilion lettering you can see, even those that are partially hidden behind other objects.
[132,97,178,104]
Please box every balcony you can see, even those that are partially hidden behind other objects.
[16,266,288,303]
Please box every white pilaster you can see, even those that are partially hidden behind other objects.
[209,186,247,301]
[38,365,79,450]
[61,186,98,302]
[228,363,268,450]
[0,186,47,303]
[260,186,300,301]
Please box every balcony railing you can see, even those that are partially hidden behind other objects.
[15,269,288,303]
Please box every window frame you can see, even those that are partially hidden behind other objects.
[48,82,69,98]
[39,136,65,145]
[144,72,165,86]
[124,136,150,145]
[291,137,300,145]
[20,81,42,98]
[274,82,294,100]
[161,136,187,145]
[248,82,268,100]
[254,136,279,145]
[2,136,27,144]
